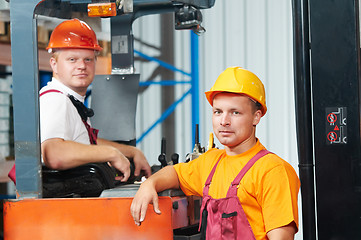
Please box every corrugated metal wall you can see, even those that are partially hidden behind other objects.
[199,0,297,168]
[133,1,302,238]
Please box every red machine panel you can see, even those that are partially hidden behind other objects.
[3,197,173,240]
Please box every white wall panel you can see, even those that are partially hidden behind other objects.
[200,2,301,238]
[133,15,163,165]
[174,29,192,159]
[198,1,298,170]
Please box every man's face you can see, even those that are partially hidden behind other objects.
[212,93,262,153]
[50,49,96,96]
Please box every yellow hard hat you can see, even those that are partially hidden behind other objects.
[205,66,267,116]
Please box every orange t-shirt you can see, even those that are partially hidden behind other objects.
[173,141,300,240]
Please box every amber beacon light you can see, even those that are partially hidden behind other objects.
[88,2,117,17]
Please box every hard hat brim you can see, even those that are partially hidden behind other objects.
[205,90,267,116]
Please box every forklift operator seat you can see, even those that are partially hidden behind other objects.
[42,163,117,198]
[42,160,138,198]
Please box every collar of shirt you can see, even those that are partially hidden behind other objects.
[49,77,86,103]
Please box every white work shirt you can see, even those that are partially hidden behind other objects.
[39,77,91,145]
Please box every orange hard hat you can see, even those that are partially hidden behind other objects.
[46,18,102,52]
[205,67,267,116]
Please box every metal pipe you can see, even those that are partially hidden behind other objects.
[291,0,317,239]
[190,31,200,148]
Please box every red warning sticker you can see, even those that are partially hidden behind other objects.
[327,132,337,142]
[327,113,337,124]
[326,107,347,144]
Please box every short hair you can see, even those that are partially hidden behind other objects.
[50,49,99,61]
[249,98,263,113]
[51,51,60,60]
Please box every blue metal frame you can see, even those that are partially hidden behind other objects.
[135,49,192,77]
[190,32,200,146]
[135,31,200,148]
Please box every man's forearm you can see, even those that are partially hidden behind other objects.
[97,138,136,159]
[145,166,180,192]
[130,165,181,225]
[41,138,120,170]
[266,222,297,240]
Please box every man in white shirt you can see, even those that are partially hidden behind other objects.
[40,18,151,182]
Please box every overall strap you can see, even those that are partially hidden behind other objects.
[203,155,223,196]
[227,149,271,197]
[81,119,98,145]
[39,89,63,97]
[68,95,94,122]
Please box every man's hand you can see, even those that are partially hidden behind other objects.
[130,166,180,226]
[97,138,151,179]
[108,148,131,182]
[130,180,161,226]
[131,147,152,178]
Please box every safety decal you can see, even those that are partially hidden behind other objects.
[326,107,347,144]
[112,35,128,54]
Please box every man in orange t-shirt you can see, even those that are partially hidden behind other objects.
[131,67,300,240]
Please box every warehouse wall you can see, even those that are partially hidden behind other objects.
[0,66,12,160]
[134,1,297,173]
[199,0,297,171]
[133,1,302,239]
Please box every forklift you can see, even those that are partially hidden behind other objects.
[3,0,215,239]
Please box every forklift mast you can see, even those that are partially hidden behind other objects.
[293,0,361,239]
